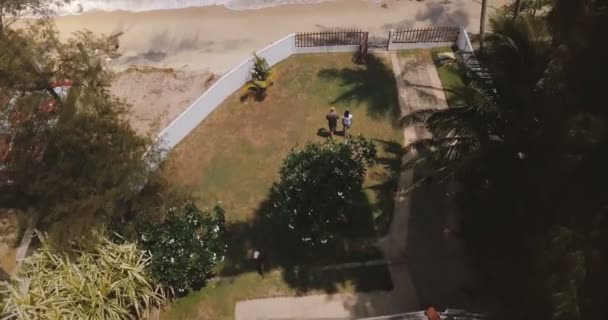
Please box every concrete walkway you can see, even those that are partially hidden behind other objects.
[235,51,473,320]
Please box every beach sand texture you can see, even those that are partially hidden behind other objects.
[50,0,508,75]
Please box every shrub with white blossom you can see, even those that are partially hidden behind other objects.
[271,136,377,245]
[138,202,226,293]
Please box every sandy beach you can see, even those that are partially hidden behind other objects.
[51,0,507,74]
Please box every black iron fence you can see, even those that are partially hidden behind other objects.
[295,30,368,47]
[392,27,459,43]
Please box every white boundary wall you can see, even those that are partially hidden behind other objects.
[156,33,363,152]
[157,27,472,153]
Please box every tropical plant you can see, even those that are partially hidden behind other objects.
[402,15,551,182]
[271,136,376,245]
[138,202,226,294]
[1,231,165,319]
[402,3,608,320]
[243,54,274,101]
[0,11,169,242]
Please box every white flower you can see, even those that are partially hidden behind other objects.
[220,255,225,262]
[168,239,175,244]
[170,257,175,264]
[213,225,220,233]
[321,239,328,244]
[302,237,311,242]
[140,234,147,241]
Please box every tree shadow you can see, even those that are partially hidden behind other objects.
[220,184,394,294]
[366,139,403,236]
[339,163,486,317]
[317,54,401,126]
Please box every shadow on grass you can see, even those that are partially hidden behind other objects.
[317,55,401,125]
[366,139,402,236]
[220,187,393,294]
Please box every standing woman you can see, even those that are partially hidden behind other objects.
[342,110,353,136]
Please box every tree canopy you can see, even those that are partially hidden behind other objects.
[138,202,227,294]
[271,136,376,245]
[0,7,166,240]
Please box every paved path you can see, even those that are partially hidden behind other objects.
[235,51,474,320]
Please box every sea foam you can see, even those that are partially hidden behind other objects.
[52,0,332,15]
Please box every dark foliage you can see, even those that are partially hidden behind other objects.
[270,136,377,245]
[139,202,226,294]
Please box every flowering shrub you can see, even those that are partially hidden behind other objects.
[271,136,377,245]
[138,202,226,293]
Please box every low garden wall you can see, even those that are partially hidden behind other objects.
[156,33,364,152]
[157,27,473,153]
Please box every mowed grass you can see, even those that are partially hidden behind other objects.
[430,47,468,107]
[160,53,401,319]
[163,53,402,224]
[397,47,468,107]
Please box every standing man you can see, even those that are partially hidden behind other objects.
[326,107,339,137]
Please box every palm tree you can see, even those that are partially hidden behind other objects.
[401,16,551,185]
[479,0,489,48]
[400,73,505,186]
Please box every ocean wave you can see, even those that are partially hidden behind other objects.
[52,0,334,15]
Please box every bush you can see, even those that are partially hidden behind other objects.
[2,232,165,319]
[271,136,377,245]
[138,202,226,293]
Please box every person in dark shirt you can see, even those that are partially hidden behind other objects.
[326,107,339,137]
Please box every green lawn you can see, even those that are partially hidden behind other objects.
[430,47,468,107]
[160,53,401,319]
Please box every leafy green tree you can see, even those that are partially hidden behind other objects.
[138,202,227,294]
[271,136,376,245]
[2,231,165,319]
[0,10,166,240]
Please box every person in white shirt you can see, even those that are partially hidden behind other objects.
[342,110,353,136]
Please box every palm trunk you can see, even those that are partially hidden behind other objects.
[513,0,524,20]
[479,0,488,50]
